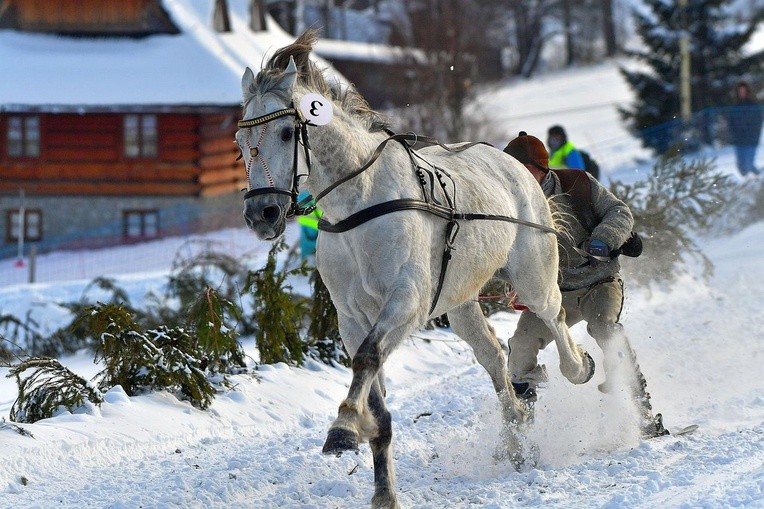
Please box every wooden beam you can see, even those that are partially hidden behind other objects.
[2,163,199,181]
[199,136,239,156]
[200,181,246,197]
[198,168,242,185]
[199,152,238,170]
[0,180,200,196]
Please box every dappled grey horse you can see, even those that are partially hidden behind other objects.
[236,30,594,509]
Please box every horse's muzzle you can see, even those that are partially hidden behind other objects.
[243,200,286,240]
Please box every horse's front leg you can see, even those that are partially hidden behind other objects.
[321,320,394,455]
[325,365,399,509]
[323,287,421,509]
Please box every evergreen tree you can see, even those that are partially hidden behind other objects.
[619,0,763,153]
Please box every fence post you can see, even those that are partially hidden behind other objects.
[14,188,26,267]
[28,244,37,284]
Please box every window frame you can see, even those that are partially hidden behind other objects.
[122,209,160,240]
[6,208,43,242]
[123,113,158,159]
[6,115,41,159]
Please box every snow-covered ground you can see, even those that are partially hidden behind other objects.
[2,216,764,508]
[2,31,764,509]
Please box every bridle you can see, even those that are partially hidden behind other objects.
[237,103,314,217]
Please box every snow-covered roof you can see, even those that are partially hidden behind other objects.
[314,37,425,65]
[0,0,341,111]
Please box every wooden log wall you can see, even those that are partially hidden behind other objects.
[4,0,178,34]
[198,113,245,197]
[0,111,243,197]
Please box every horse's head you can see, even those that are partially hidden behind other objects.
[237,29,386,239]
[236,55,301,240]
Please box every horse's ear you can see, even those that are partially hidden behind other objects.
[241,67,255,95]
[273,56,298,95]
[285,55,298,76]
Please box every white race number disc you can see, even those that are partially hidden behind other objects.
[299,93,333,126]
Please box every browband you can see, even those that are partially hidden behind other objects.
[237,108,300,128]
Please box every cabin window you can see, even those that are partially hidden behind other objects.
[6,209,42,242]
[124,114,158,158]
[123,210,159,240]
[7,116,40,158]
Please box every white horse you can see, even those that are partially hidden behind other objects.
[236,30,594,509]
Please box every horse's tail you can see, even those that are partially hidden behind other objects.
[547,196,575,247]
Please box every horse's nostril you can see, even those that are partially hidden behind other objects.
[262,205,280,222]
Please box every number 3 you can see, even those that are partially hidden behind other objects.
[299,93,333,125]
[309,100,323,118]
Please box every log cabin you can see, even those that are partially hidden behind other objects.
[0,0,290,255]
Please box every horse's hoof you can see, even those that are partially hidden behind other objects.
[512,443,540,471]
[580,351,595,384]
[322,428,360,456]
[511,381,538,402]
[371,489,400,509]
[640,413,670,439]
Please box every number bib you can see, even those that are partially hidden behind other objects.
[299,93,333,126]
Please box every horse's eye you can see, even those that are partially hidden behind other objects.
[281,127,294,142]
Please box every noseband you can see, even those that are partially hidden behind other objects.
[238,104,314,217]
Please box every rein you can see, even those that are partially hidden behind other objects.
[310,132,560,315]
[237,108,561,315]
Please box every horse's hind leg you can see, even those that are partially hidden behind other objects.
[541,305,595,385]
[509,271,594,386]
[448,301,529,461]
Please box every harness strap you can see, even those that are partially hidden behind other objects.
[431,220,459,315]
[318,197,558,235]
[454,212,558,234]
[317,199,453,233]
[318,197,560,315]
[312,133,487,204]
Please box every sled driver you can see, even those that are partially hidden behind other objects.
[502,131,666,438]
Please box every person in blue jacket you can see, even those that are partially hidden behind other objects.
[727,80,762,177]
[547,125,585,170]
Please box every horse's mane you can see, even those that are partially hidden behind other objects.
[249,29,390,133]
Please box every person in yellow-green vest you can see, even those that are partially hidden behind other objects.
[297,192,322,261]
[547,125,585,170]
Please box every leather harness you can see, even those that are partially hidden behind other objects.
[238,108,575,315]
